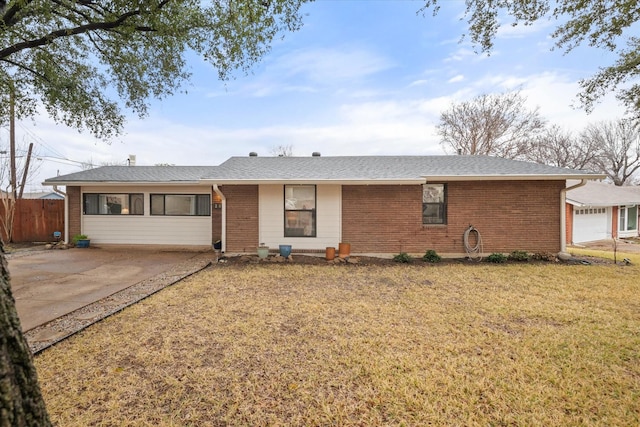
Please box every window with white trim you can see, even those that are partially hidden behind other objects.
[619,205,638,232]
[284,185,316,237]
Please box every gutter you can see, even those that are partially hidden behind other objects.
[212,185,226,253]
[560,179,587,253]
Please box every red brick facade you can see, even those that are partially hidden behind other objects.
[342,180,565,254]
[565,203,573,245]
[220,185,259,252]
[67,186,81,239]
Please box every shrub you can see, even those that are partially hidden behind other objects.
[487,253,507,263]
[531,252,557,262]
[393,252,412,263]
[508,250,530,262]
[422,249,442,263]
[72,234,89,243]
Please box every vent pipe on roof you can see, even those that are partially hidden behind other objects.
[457,149,462,155]
[312,152,321,157]
[249,152,258,157]
[128,154,136,166]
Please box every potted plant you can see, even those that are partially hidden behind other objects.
[73,234,90,248]
[257,243,269,259]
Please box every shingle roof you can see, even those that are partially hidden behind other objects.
[43,155,602,185]
[43,166,217,184]
[567,181,640,206]
[203,155,601,182]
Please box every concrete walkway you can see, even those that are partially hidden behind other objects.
[8,247,214,332]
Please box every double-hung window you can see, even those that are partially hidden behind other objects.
[284,185,316,237]
[150,194,211,216]
[422,184,446,224]
[83,194,144,215]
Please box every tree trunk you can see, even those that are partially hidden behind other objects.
[0,242,51,426]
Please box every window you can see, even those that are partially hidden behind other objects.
[284,185,316,237]
[83,194,144,215]
[619,205,638,232]
[423,184,446,224]
[150,194,210,216]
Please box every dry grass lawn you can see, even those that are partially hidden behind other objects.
[35,253,640,426]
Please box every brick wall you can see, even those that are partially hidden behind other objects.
[342,180,565,255]
[612,206,618,238]
[221,185,258,252]
[67,186,81,239]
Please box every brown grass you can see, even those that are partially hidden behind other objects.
[35,256,640,426]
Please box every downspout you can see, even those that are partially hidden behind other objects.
[213,184,226,253]
[560,179,587,254]
[53,185,69,243]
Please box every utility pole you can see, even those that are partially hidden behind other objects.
[18,143,33,200]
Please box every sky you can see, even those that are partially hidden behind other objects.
[2,0,634,192]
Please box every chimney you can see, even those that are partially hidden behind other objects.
[312,152,321,157]
[128,154,136,166]
[249,152,258,157]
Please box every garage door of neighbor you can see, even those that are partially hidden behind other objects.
[573,206,609,243]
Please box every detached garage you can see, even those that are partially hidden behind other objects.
[567,181,640,244]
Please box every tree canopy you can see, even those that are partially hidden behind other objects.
[421,0,640,117]
[0,0,309,140]
[437,91,546,159]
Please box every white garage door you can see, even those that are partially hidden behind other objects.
[573,206,609,243]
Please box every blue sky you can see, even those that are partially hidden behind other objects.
[4,1,632,191]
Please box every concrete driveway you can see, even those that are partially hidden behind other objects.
[8,247,212,331]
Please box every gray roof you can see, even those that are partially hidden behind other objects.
[44,166,217,184]
[567,181,640,206]
[43,155,602,185]
[203,155,601,182]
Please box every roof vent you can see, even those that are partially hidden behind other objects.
[249,152,258,157]
[128,154,136,166]
[312,152,321,157]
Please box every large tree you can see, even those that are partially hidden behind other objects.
[526,124,601,170]
[421,0,640,117]
[0,0,308,139]
[581,119,640,185]
[437,91,546,159]
[0,0,309,421]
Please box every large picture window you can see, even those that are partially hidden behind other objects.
[284,185,316,237]
[83,194,144,215]
[619,205,638,232]
[150,194,211,216]
[422,184,446,224]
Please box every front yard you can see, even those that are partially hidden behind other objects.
[35,252,640,426]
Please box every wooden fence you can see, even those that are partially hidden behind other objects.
[1,199,65,243]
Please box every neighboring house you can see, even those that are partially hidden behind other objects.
[21,191,65,200]
[43,154,602,256]
[566,180,640,244]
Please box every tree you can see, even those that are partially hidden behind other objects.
[526,124,601,170]
[0,242,51,426]
[437,91,546,159]
[581,119,640,185]
[0,0,309,139]
[421,1,640,116]
[270,144,294,157]
[0,0,309,420]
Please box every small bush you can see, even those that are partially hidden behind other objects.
[72,234,89,243]
[531,252,557,262]
[393,252,412,263]
[487,253,507,263]
[508,250,530,262]
[422,249,442,263]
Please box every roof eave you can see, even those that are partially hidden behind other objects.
[200,178,426,185]
[422,174,606,181]
[42,180,207,186]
